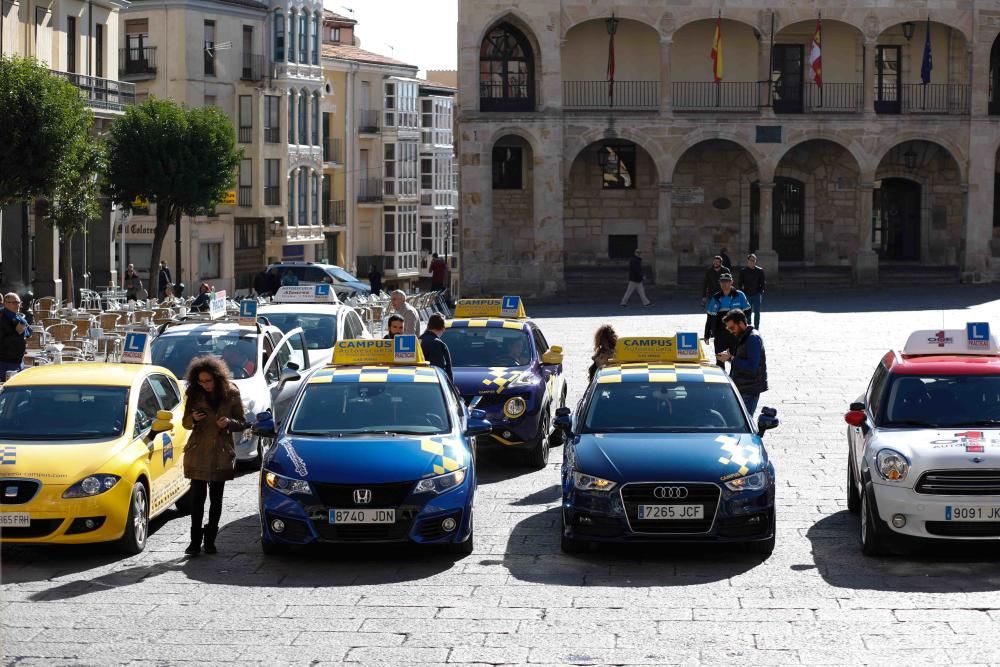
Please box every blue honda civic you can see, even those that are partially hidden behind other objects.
[555,336,779,556]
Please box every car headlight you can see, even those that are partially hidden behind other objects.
[503,396,527,419]
[572,471,617,493]
[63,474,121,498]
[724,471,768,492]
[413,468,467,494]
[264,470,311,495]
[875,449,909,481]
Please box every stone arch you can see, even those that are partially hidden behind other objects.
[561,8,663,41]
[667,131,767,182]
[874,134,967,184]
[673,15,763,36]
[772,13,867,37]
[772,132,870,180]
[878,19,971,48]
[566,127,669,185]
[478,18,540,113]
[562,18,661,95]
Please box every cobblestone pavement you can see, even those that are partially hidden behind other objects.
[4,286,1000,666]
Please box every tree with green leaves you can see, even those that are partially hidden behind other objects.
[105,99,241,293]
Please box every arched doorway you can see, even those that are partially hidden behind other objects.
[480,22,536,112]
[873,179,921,260]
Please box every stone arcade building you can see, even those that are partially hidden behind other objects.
[458,1,1000,296]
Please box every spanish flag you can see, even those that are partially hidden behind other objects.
[711,16,723,83]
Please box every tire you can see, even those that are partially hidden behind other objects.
[117,482,149,555]
[859,487,890,557]
[846,455,861,514]
[260,537,288,555]
[523,409,550,470]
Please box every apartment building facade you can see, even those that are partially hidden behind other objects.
[1,0,133,297]
[458,0,1000,296]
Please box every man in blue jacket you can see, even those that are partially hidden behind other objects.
[704,273,752,367]
[717,309,768,415]
[0,293,31,377]
[419,313,453,380]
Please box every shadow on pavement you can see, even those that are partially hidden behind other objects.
[806,510,1000,592]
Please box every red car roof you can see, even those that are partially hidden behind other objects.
[888,352,1000,376]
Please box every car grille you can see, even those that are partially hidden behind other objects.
[914,470,1000,496]
[620,482,720,534]
[312,481,415,508]
[1,519,63,538]
[313,509,419,542]
[925,521,1000,537]
[0,479,40,505]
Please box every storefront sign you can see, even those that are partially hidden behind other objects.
[672,187,704,205]
[209,290,227,320]
[220,190,237,206]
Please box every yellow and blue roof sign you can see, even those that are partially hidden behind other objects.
[446,319,524,330]
[611,334,707,365]
[596,362,729,384]
[453,296,526,319]
[330,335,427,367]
[309,365,440,384]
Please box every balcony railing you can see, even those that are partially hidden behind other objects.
[238,125,252,143]
[323,199,346,226]
[264,185,280,206]
[238,186,252,207]
[562,80,659,110]
[479,81,536,112]
[358,110,380,133]
[119,47,156,78]
[800,82,864,113]
[263,126,280,144]
[323,137,342,163]
[51,70,136,112]
[358,178,383,203]
[672,81,764,112]
[241,53,264,81]
[899,83,969,115]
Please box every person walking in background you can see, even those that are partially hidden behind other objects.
[419,313,453,380]
[716,309,768,415]
[368,264,383,296]
[704,273,752,368]
[383,315,404,339]
[738,253,766,329]
[429,253,447,292]
[588,324,618,382]
[252,269,270,298]
[719,248,733,272]
[158,260,172,299]
[181,356,248,556]
[701,256,724,305]
[124,264,143,302]
[620,249,651,307]
[390,290,420,335]
[191,283,212,312]
[0,293,30,377]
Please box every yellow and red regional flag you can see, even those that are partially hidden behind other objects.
[809,18,822,86]
[711,16,723,83]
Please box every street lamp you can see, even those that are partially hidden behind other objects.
[901,22,916,41]
[606,13,618,37]
[903,146,918,169]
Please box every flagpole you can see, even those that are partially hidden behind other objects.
[767,11,774,109]
[818,13,823,109]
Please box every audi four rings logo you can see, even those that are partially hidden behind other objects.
[653,486,688,499]
[353,489,372,504]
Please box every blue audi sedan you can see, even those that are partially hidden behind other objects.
[256,336,490,556]
[556,336,779,556]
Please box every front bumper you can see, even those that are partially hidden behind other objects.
[259,479,474,547]
[0,478,135,544]
[464,394,541,447]
[872,481,1000,540]
[562,481,774,544]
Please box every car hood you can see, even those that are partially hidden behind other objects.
[572,432,765,483]
[265,433,470,483]
[453,366,533,398]
[0,437,128,484]
[871,428,1000,472]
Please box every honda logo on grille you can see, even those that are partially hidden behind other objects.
[353,488,372,504]
[653,486,688,499]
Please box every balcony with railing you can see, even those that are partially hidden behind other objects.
[323,137,343,164]
[771,82,864,114]
[238,125,252,143]
[241,53,264,81]
[264,185,280,206]
[672,82,765,112]
[238,186,252,207]
[875,84,970,115]
[51,70,136,113]
[119,46,156,80]
[562,81,659,111]
[323,199,346,226]
[358,178,383,203]
[358,110,380,134]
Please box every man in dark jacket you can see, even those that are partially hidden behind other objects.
[0,292,31,376]
[419,313,453,380]
[158,261,172,298]
[717,309,767,415]
[620,249,651,307]
[429,254,447,292]
[738,253,766,330]
[719,248,733,272]
[704,274,752,368]
[701,256,724,305]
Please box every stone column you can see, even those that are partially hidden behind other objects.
[654,183,678,285]
[32,210,62,299]
[853,181,878,284]
[659,38,673,114]
[863,40,876,115]
[755,182,778,279]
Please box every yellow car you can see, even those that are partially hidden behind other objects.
[0,363,190,553]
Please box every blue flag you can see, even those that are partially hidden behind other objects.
[920,17,933,84]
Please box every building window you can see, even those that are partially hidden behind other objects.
[312,92,320,145]
[265,159,280,205]
[311,172,319,226]
[288,91,296,144]
[238,158,252,207]
[204,20,216,76]
[298,11,307,64]
[298,168,307,227]
[311,12,319,65]
[236,221,260,249]
[600,144,635,190]
[66,16,76,73]
[383,205,419,273]
[238,95,252,143]
[330,27,340,43]
[274,10,285,62]
[199,242,222,280]
[492,146,523,189]
[264,95,280,143]
[95,23,104,77]
[288,171,295,223]
[479,22,535,112]
[204,94,216,107]
[288,10,296,62]
[298,89,307,145]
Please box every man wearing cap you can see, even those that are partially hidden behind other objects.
[704,273,752,368]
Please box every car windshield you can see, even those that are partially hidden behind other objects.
[582,382,750,433]
[325,266,357,283]
[440,328,532,367]
[262,312,336,350]
[151,331,258,380]
[290,382,451,435]
[881,375,1000,427]
[0,386,128,440]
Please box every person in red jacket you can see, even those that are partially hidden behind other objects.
[429,253,447,292]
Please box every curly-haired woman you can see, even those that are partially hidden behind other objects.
[588,324,618,382]
[181,356,247,555]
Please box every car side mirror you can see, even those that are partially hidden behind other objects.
[279,367,301,385]
[286,361,300,371]
[151,409,173,433]
[850,401,865,412]
[469,408,487,421]
[757,407,779,435]
[845,410,866,427]
[553,406,572,432]
[541,346,564,365]
[253,410,277,438]
[466,418,492,437]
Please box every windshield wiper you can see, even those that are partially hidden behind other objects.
[884,420,938,428]
[943,419,1000,427]
[393,429,438,435]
